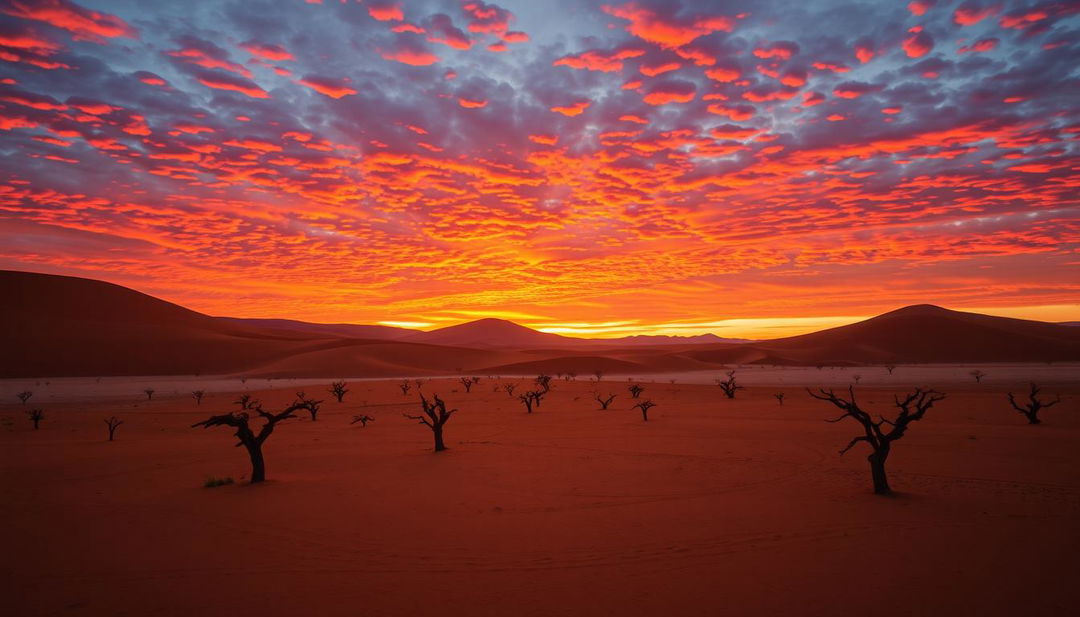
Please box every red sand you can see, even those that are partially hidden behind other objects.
[3,375,1078,616]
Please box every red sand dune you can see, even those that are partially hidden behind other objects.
[4,270,1079,378]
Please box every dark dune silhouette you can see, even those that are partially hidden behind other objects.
[3,271,1078,377]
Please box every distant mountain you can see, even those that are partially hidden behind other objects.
[216,317,413,341]
[406,318,574,348]
[596,333,750,346]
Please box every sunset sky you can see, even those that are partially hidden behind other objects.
[0,0,1077,338]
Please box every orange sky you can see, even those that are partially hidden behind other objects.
[0,0,1077,339]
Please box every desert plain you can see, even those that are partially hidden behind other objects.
[3,366,1077,617]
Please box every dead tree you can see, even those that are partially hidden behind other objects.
[885,365,896,375]
[104,416,123,441]
[808,386,945,495]
[26,408,43,430]
[1007,383,1060,425]
[633,400,656,421]
[503,383,517,397]
[399,380,411,396]
[774,392,786,406]
[192,400,309,483]
[519,390,544,413]
[235,393,258,410]
[293,392,323,421]
[329,381,349,403]
[143,388,155,401]
[460,377,474,393]
[535,374,552,393]
[629,384,645,399]
[594,370,604,382]
[414,379,425,390]
[716,371,743,399]
[192,390,205,405]
[403,394,456,452]
[17,390,32,405]
[970,369,986,383]
[596,393,616,410]
[853,374,862,385]
[350,414,375,427]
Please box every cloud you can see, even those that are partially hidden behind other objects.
[297,75,357,98]
[0,0,136,41]
[602,2,735,48]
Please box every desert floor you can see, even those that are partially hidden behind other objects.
[2,367,1078,616]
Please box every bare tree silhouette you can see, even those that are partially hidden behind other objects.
[633,399,656,421]
[628,384,644,399]
[192,390,205,405]
[350,414,375,427]
[853,374,862,385]
[716,371,743,399]
[885,364,896,375]
[143,388,155,401]
[17,390,32,405]
[535,374,552,393]
[594,370,604,382]
[293,391,323,421]
[1007,383,1061,425]
[414,379,425,390]
[774,392,786,406]
[26,408,43,430]
[503,383,517,397]
[808,386,945,495]
[192,400,309,483]
[403,394,456,452]
[596,393,616,410]
[460,377,474,393]
[104,416,123,441]
[970,369,986,383]
[329,381,349,403]
[519,390,544,413]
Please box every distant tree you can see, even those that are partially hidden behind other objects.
[519,390,544,413]
[503,383,517,397]
[192,400,309,484]
[594,370,604,382]
[329,381,349,403]
[26,408,43,430]
[1007,383,1061,425]
[399,380,411,396]
[403,394,456,452]
[567,372,577,381]
[535,374,552,393]
[628,384,644,399]
[774,392,786,406]
[596,393,616,410]
[16,390,32,405]
[471,376,481,385]
[235,393,258,410]
[293,391,323,421]
[460,377,474,393]
[970,369,986,383]
[853,374,862,385]
[192,390,205,405]
[716,371,743,399]
[808,386,945,495]
[104,416,123,441]
[143,388,155,401]
[350,414,375,427]
[414,379,425,390]
[633,399,656,421]
[885,365,896,375]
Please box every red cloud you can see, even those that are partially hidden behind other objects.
[168,46,252,78]
[705,65,740,82]
[832,81,883,99]
[298,75,357,98]
[903,31,934,58]
[550,100,590,116]
[602,3,734,48]
[954,3,996,25]
[427,14,472,49]
[812,61,850,73]
[802,91,825,106]
[619,114,648,124]
[908,1,935,16]
[240,41,294,62]
[640,60,680,76]
[553,47,644,72]
[392,23,425,34]
[855,43,875,64]
[502,31,528,43]
[134,71,167,86]
[643,80,696,105]
[194,71,269,99]
[529,134,558,145]
[707,103,754,121]
[462,1,513,34]
[368,2,404,22]
[753,41,799,60]
[458,97,487,108]
[381,42,440,66]
[780,69,807,87]
[1,0,136,41]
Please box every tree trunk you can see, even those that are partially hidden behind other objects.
[642,409,648,421]
[247,443,266,483]
[433,426,446,452]
[868,451,890,494]
[1027,413,1041,425]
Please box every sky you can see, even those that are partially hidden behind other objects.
[0,0,1077,339]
